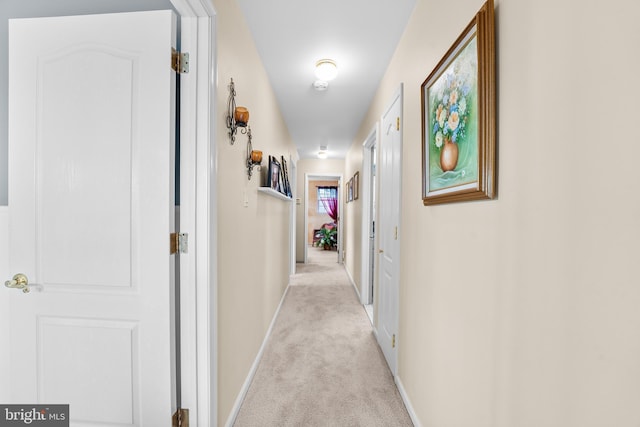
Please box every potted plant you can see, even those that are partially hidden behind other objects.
[314,226,337,250]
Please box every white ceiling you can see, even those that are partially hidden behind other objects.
[237,0,416,160]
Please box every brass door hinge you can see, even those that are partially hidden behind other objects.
[171,48,189,74]
[394,226,398,240]
[172,408,189,427]
[392,334,396,348]
[396,117,400,131]
[170,232,188,254]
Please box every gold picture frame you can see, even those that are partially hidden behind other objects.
[353,171,359,200]
[421,0,496,205]
[348,177,354,202]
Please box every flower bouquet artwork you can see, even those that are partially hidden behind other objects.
[429,39,477,181]
[421,0,496,205]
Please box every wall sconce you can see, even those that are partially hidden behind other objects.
[246,126,262,180]
[226,78,249,144]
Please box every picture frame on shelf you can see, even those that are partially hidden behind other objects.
[267,156,281,192]
[280,155,292,197]
[421,0,495,205]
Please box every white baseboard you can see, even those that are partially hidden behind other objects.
[224,284,291,427]
[344,265,361,300]
[395,375,422,427]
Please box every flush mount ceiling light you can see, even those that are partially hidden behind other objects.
[315,59,338,81]
[317,145,328,159]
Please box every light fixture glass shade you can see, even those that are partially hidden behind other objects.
[317,151,328,159]
[315,59,338,81]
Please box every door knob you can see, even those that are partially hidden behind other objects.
[4,273,30,293]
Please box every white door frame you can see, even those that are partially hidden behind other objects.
[169,1,218,425]
[0,207,9,403]
[172,2,217,426]
[360,124,378,306]
[303,173,344,263]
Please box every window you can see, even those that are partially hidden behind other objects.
[317,187,337,214]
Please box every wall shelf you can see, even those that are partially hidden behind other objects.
[258,187,293,201]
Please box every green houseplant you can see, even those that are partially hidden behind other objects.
[314,227,337,250]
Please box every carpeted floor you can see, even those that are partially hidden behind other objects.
[233,247,413,426]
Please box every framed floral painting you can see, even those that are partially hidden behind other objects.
[421,0,496,205]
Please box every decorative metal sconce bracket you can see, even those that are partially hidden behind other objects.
[246,126,262,180]
[226,78,248,144]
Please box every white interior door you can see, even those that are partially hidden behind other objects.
[377,85,403,375]
[7,11,177,426]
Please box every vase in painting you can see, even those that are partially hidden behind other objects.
[440,139,459,172]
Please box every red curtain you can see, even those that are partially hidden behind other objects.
[319,188,338,222]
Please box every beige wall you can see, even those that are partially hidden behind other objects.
[295,159,344,262]
[343,143,364,293]
[213,0,297,424]
[345,0,640,426]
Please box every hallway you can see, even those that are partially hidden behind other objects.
[233,247,412,426]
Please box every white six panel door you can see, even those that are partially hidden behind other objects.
[377,87,403,375]
[8,11,177,426]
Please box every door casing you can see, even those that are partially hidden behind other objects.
[360,124,378,308]
[170,1,218,425]
[304,173,344,264]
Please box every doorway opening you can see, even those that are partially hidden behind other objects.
[365,144,376,322]
[304,174,343,264]
[360,126,378,324]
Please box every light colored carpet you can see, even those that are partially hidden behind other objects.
[233,247,413,427]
